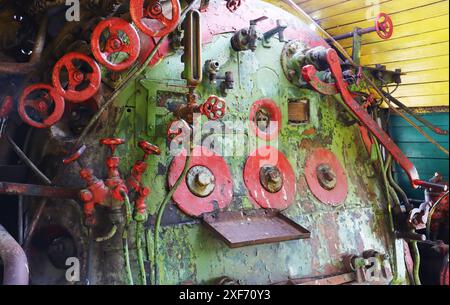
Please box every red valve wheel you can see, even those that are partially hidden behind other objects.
[130,0,180,37]
[375,12,393,40]
[91,17,141,71]
[226,0,242,13]
[138,140,161,156]
[52,52,101,103]
[200,95,226,120]
[100,138,125,154]
[18,84,65,129]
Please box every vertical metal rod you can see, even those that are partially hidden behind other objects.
[18,196,24,245]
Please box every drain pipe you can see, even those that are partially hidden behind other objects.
[0,225,29,285]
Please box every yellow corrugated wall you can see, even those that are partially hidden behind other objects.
[272,0,449,107]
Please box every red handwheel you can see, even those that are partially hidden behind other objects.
[91,18,141,71]
[375,13,393,40]
[200,95,226,120]
[52,52,101,103]
[18,84,65,128]
[130,0,180,37]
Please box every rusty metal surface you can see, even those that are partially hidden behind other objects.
[202,209,310,248]
[0,182,79,199]
[294,273,355,285]
[15,0,407,285]
[249,98,281,140]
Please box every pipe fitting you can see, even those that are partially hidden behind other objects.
[0,225,29,285]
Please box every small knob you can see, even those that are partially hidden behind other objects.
[100,138,125,154]
[138,141,161,160]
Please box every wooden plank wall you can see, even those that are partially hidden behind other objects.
[289,0,450,108]
[389,112,449,199]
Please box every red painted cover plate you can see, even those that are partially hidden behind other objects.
[244,146,296,210]
[304,148,348,206]
[249,98,282,141]
[168,146,233,217]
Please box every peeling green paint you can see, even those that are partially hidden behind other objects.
[111,24,405,284]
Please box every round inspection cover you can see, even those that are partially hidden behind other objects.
[304,148,348,206]
[249,98,282,141]
[244,146,296,210]
[168,146,233,217]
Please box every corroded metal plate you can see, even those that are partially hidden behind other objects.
[249,98,282,141]
[168,146,233,217]
[202,209,310,248]
[244,146,296,209]
[305,148,348,206]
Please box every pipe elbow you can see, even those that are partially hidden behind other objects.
[0,225,29,285]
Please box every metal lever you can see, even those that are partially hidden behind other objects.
[413,180,448,192]
[263,20,287,43]
[323,48,422,188]
[231,16,268,52]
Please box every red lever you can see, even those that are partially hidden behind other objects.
[0,96,13,118]
[302,65,338,95]
[130,0,180,37]
[100,138,125,154]
[324,48,420,188]
[138,140,161,159]
[63,145,87,164]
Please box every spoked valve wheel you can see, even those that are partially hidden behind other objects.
[91,17,141,71]
[375,13,394,40]
[18,84,65,128]
[52,52,101,103]
[130,0,180,37]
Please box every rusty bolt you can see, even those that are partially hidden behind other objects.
[316,163,337,190]
[259,165,283,193]
[255,108,270,131]
[186,165,216,197]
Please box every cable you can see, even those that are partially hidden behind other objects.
[136,221,146,285]
[409,240,421,285]
[122,191,134,285]
[154,132,193,285]
[426,190,449,239]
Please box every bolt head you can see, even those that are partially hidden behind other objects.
[316,163,337,190]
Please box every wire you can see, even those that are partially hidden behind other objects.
[425,190,449,239]
[409,240,421,285]
[136,221,146,285]
[122,191,134,285]
[153,150,192,285]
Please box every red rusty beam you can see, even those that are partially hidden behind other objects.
[324,49,421,189]
[0,181,79,199]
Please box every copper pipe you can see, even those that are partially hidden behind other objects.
[0,224,29,285]
[0,16,48,75]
